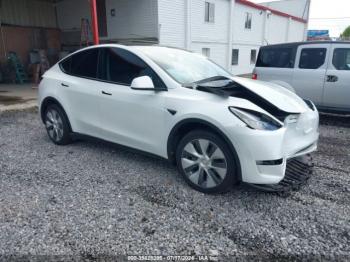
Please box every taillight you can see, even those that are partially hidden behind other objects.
[252,73,257,80]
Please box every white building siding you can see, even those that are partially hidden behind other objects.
[232,4,264,45]
[191,42,228,68]
[57,0,158,41]
[288,19,306,42]
[190,0,230,44]
[106,0,158,40]
[261,0,310,20]
[230,44,260,75]
[265,14,289,44]
[158,0,186,48]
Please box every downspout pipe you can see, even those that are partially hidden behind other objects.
[185,0,191,50]
[90,0,100,45]
[227,0,235,70]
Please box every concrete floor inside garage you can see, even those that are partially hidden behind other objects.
[0,84,38,112]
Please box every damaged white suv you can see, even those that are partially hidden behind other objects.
[39,45,319,194]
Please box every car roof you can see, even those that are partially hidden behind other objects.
[259,41,350,49]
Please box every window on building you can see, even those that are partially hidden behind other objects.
[99,48,166,89]
[202,48,210,58]
[65,49,99,78]
[299,48,326,69]
[332,48,350,70]
[256,48,294,68]
[232,49,239,65]
[205,2,215,23]
[250,50,257,64]
[245,12,252,29]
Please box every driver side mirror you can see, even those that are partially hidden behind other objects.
[130,76,155,90]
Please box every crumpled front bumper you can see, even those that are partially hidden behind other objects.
[225,108,319,185]
[249,154,314,192]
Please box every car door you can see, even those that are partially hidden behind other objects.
[322,44,350,111]
[58,48,103,137]
[292,44,330,106]
[97,47,168,155]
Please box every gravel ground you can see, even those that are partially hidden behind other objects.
[0,110,349,261]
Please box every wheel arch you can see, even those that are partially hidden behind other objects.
[167,118,242,181]
[40,96,72,131]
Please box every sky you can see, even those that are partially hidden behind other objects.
[251,0,350,37]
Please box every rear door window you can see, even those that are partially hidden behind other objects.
[256,48,294,68]
[299,48,326,69]
[332,48,350,70]
[70,49,99,78]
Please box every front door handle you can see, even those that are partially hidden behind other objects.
[102,91,112,96]
[326,75,338,82]
[61,83,69,87]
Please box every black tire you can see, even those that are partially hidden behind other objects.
[176,130,238,194]
[44,104,72,145]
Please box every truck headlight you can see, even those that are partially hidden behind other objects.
[229,107,283,131]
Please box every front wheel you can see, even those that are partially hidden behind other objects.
[176,130,238,194]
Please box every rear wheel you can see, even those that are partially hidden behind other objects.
[44,104,71,145]
[176,130,237,194]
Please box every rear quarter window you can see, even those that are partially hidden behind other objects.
[256,48,295,68]
[60,57,72,73]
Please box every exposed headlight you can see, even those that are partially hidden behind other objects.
[229,107,283,131]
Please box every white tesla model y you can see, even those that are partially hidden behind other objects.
[39,45,319,193]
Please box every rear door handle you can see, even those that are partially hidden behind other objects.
[61,83,69,87]
[326,75,338,82]
[102,91,112,96]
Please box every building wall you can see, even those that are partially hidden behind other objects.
[190,0,229,44]
[158,0,306,75]
[230,2,306,75]
[0,0,57,28]
[288,19,306,42]
[56,0,158,44]
[232,4,265,46]
[158,0,230,67]
[265,14,289,44]
[261,0,310,20]
[56,0,90,31]
[0,26,60,66]
[54,0,307,74]
[158,0,186,48]
[105,0,158,40]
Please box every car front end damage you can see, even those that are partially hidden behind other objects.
[226,102,319,192]
[183,75,320,192]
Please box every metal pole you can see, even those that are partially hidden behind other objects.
[90,0,99,45]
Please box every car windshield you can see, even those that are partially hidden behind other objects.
[138,47,232,85]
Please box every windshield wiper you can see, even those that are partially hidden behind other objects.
[183,76,239,96]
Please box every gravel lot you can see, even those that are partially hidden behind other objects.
[0,109,349,261]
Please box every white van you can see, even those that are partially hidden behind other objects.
[253,41,350,113]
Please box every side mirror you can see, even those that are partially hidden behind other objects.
[130,76,155,90]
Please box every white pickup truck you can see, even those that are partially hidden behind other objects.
[253,41,350,113]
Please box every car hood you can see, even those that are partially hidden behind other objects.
[232,77,308,113]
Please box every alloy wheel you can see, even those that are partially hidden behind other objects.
[45,108,64,142]
[181,139,228,189]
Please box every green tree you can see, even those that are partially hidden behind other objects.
[341,26,350,38]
